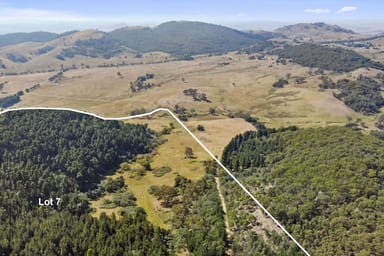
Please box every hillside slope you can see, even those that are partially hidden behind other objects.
[0,32,59,47]
[275,22,358,41]
[222,126,384,255]
[107,21,268,56]
[274,43,384,72]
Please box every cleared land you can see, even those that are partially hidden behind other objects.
[186,117,256,157]
[8,52,369,125]
[90,113,210,228]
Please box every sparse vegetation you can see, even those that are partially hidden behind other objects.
[25,84,41,93]
[61,37,124,59]
[184,146,194,159]
[153,166,172,177]
[272,78,288,88]
[48,72,64,83]
[197,124,205,131]
[319,75,337,89]
[6,53,28,63]
[35,45,54,55]
[375,114,384,129]
[183,88,210,102]
[130,73,158,93]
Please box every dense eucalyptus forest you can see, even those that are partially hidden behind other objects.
[0,110,231,255]
[222,126,384,255]
[0,110,172,255]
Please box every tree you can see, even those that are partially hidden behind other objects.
[184,147,194,159]
[0,81,7,93]
[375,114,384,130]
[209,107,216,115]
[197,125,205,131]
[272,79,288,88]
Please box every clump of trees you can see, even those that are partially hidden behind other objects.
[130,73,159,92]
[0,94,20,108]
[274,43,384,72]
[183,88,211,102]
[149,173,227,255]
[332,75,384,114]
[318,75,337,89]
[272,78,288,88]
[35,45,54,55]
[25,83,41,93]
[319,75,384,114]
[0,81,7,92]
[295,76,306,84]
[104,176,126,193]
[6,53,28,63]
[61,37,124,59]
[0,59,6,69]
[197,124,205,131]
[184,147,194,159]
[375,114,384,129]
[48,72,63,83]
[174,104,196,121]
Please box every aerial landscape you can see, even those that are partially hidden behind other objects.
[1,1,384,255]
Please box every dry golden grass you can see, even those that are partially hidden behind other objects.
[0,72,53,97]
[0,30,172,74]
[12,53,363,124]
[90,113,210,228]
[2,50,376,135]
[186,117,256,157]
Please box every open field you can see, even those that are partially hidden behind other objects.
[8,51,371,126]
[186,117,256,156]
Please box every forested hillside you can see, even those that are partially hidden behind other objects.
[274,43,384,72]
[222,126,384,255]
[332,76,384,114]
[0,110,173,255]
[107,21,267,56]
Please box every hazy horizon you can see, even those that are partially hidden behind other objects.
[0,0,383,34]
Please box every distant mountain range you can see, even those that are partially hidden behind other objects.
[0,31,80,48]
[107,21,270,56]
[276,22,355,35]
[0,21,273,58]
[0,21,378,74]
[0,21,363,55]
[275,22,360,42]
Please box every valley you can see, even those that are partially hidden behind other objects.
[1,18,384,255]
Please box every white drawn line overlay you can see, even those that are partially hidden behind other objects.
[0,106,311,256]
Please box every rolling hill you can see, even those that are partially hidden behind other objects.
[274,43,384,72]
[0,21,274,74]
[0,32,60,47]
[222,126,384,255]
[106,21,269,56]
[275,22,359,42]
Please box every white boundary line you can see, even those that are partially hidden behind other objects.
[0,106,311,256]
